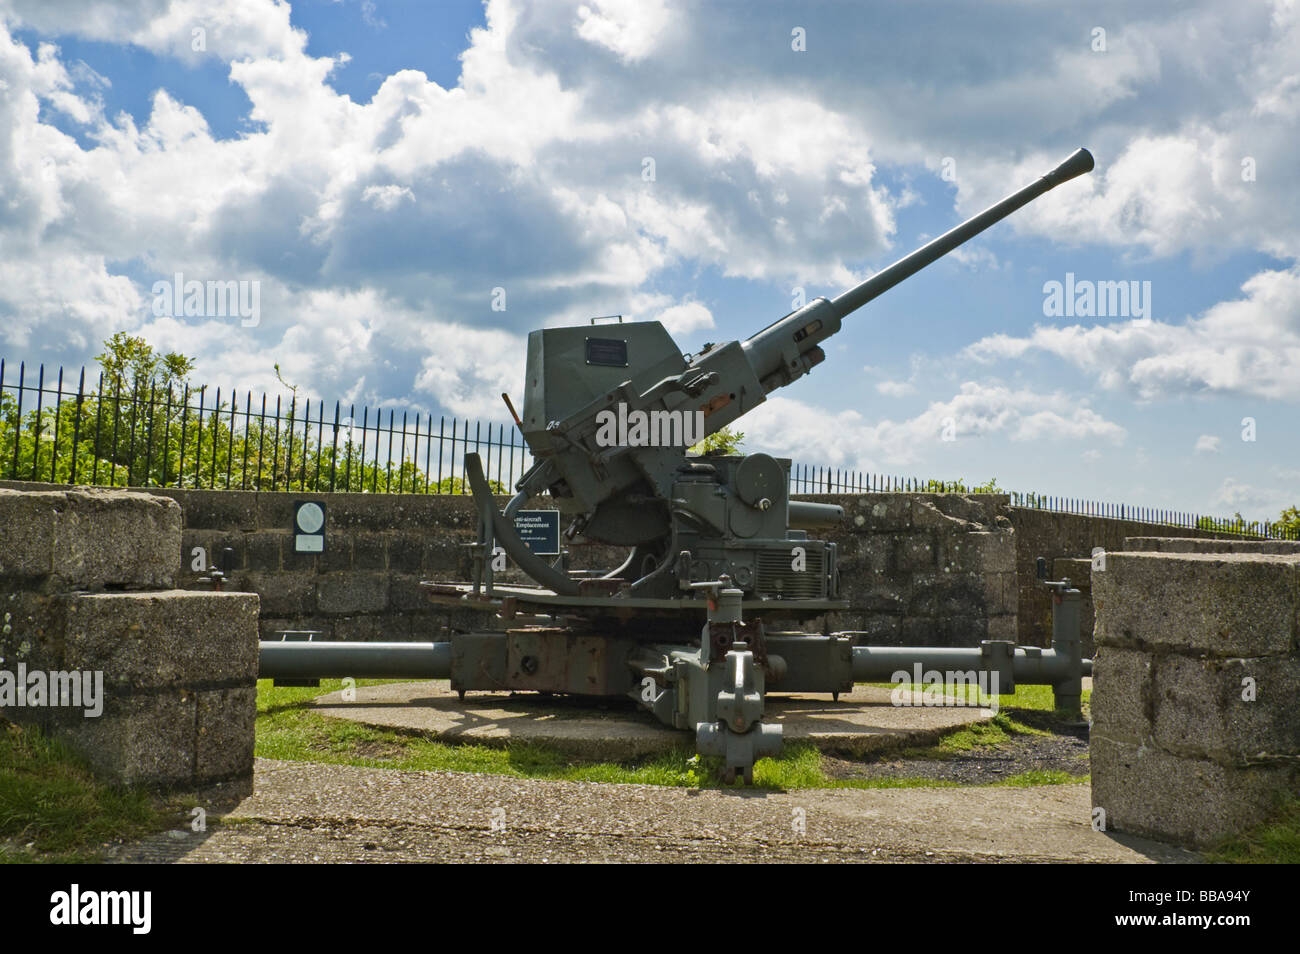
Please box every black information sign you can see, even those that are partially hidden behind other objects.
[585,336,628,367]
[513,510,561,555]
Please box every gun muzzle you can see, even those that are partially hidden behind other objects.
[1042,147,1095,187]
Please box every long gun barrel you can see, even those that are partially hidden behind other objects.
[507,148,1095,528]
[742,148,1094,393]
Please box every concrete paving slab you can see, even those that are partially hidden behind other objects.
[114,758,1195,863]
[311,681,996,759]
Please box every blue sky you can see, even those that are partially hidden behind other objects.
[0,0,1296,521]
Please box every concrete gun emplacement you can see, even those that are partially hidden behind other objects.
[261,148,1096,782]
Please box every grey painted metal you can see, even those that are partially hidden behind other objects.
[466,453,579,595]
[788,500,845,529]
[1047,583,1085,720]
[479,149,1097,602]
[849,645,1091,684]
[259,641,452,679]
[741,149,1094,393]
[846,572,1091,717]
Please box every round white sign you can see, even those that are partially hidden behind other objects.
[296,502,325,534]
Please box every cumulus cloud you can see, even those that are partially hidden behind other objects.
[1195,435,1221,454]
[965,266,1300,401]
[0,0,1296,451]
[742,381,1124,471]
[876,379,915,397]
[1213,477,1293,520]
[652,300,714,336]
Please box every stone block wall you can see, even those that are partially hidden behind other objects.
[5,483,1020,651]
[798,492,1018,647]
[155,489,563,642]
[1009,509,1240,648]
[1090,537,1300,847]
[0,487,259,796]
[5,479,1283,655]
[160,488,1017,649]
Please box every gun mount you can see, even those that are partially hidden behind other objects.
[261,148,1096,782]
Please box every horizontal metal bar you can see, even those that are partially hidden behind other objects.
[850,645,1091,684]
[258,641,451,679]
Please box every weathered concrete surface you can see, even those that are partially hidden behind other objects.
[1,486,259,797]
[114,758,1194,864]
[1094,552,1299,657]
[3,590,261,796]
[62,590,260,690]
[1091,736,1295,848]
[1009,511,1241,648]
[0,486,180,588]
[1090,544,1300,848]
[1125,536,1300,555]
[310,681,997,760]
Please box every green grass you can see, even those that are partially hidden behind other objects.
[1205,795,1300,864]
[0,719,176,863]
[257,679,1086,792]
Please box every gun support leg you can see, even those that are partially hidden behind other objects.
[696,643,782,784]
[1051,588,1085,722]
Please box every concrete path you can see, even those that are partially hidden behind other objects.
[311,681,998,758]
[116,758,1196,864]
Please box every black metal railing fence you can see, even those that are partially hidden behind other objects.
[1,358,1294,539]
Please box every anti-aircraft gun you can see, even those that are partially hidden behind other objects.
[262,148,1096,782]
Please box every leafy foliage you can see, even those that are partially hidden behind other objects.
[687,426,745,457]
[0,334,504,493]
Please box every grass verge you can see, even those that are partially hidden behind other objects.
[0,718,182,864]
[1205,795,1300,864]
[257,679,1087,792]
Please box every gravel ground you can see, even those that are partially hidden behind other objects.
[824,718,1091,785]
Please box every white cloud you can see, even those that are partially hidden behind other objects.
[1194,434,1221,454]
[0,0,1297,454]
[653,300,713,336]
[875,379,915,397]
[1212,477,1293,521]
[966,267,1300,401]
[413,322,525,419]
[574,0,672,63]
[0,0,306,62]
[361,184,413,211]
[743,381,1124,471]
